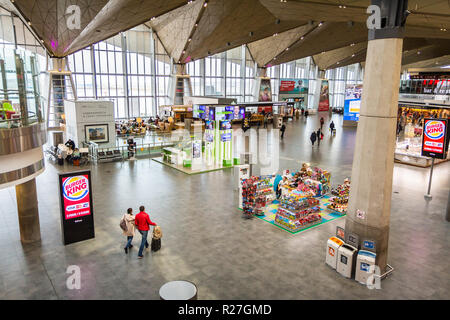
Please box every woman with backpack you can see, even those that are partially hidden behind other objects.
[121,208,136,254]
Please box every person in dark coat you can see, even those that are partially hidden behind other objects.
[280,123,286,139]
[320,117,325,129]
[330,120,335,134]
[310,131,317,146]
[317,128,322,146]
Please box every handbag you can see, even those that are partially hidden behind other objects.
[119,215,128,232]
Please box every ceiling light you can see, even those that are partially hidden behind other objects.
[195,23,198,27]
[27,21,31,26]
[337,62,340,64]
[273,33,278,37]
[350,43,355,46]
[440,28,447,31]
[352,54,355,57]
[318,22,323,27]
[300,36,304,40]
[417,51,421,54]
[321,51,325,54]
[151,17,155,21]
[187,0,193,4]
[203,2,207,7]
[286,47,289,51]
[188,38,192,42]
[183,50,186,54]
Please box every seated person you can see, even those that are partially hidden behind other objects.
[72,148,81,161]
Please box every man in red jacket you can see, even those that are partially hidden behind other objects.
[134,205,157,258]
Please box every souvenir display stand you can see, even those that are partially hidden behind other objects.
[327,179,351,214]
[274,193,322,232]
[239,163,350,234]
[241,176,275,218]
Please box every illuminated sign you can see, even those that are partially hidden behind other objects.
[421,118,448,159]
[59,171,95,245]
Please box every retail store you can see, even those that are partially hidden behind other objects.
[395,100,450,167]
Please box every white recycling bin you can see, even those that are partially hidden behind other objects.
[325,236,344,270]
[355,250,377,285]
[336,244,358,278]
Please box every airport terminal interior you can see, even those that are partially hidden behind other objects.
[0,0,449,300]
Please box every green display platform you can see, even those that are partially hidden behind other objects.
[153,157,233,175]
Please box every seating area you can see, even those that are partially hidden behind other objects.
[97,149,124,163]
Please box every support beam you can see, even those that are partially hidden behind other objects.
[345,0,408,272]
[15,178,41,243]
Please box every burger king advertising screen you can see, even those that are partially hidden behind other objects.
[58,171,95,245]
[421,118,448,159]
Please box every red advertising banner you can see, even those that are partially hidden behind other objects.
[258,106,273,113]
[318,80,330,111]
[61,174,92,219]
[280,80,296,92]
[421,118,448,159]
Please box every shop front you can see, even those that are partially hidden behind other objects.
[395,101,450,167]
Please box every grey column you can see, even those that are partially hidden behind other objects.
[344,0,409,272]
[446,188,450,222]
[15,178,41,243]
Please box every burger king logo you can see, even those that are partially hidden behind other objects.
[63,176,89,201]
[424,121,444,140]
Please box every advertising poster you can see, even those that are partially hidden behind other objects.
[219,120,232,130]
[279,78,309,94]
[58,171,95,245]
[221,132,232,142]
[344,84,363,121]
[193,105,205,119]
[318,80,330,111]
[421,118,448,159]
[258,78,272,102]
[233,106,245,120]
[192,140,201,159]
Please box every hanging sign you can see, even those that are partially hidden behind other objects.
[421,118,448,159]
[58,171,95,245]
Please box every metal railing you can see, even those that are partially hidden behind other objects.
[84,132,179,163]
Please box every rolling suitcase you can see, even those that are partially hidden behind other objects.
[151,237,161,252]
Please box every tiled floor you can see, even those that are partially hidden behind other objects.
[0,112,448,299]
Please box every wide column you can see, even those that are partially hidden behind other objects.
[345,0,408,272]
[15,178,41,243]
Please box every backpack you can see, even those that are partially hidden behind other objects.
[119,215,128,232]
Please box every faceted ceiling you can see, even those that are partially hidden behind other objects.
[2,0,450,70]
